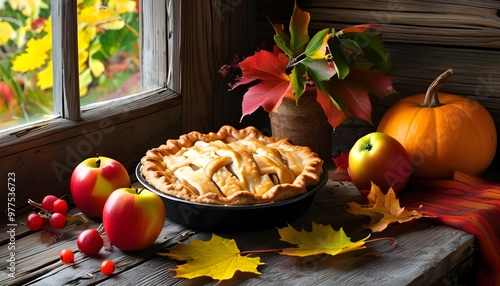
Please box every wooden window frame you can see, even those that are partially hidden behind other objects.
[0,0,183,215]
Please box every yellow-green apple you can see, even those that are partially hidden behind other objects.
[102,188,165,251]
[70,155,130,219]
[348,132,412,196]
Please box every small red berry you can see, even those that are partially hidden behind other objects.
[60,249,74,264]
[100,259,115,275]
[26,212,44,231]
[41,195,58,211]
[77,229,104,256]
[49,213,67,229]
[52,199,68,215]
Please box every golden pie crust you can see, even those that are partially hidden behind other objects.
[140,125,323,205]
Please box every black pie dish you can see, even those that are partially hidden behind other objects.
[135,163,328,232]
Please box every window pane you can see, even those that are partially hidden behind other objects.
[78,1,142,107]
[0,1,54,130]
[0,1,143,131]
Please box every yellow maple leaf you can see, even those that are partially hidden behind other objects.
[278,222,369,257]
[158,234,264,282]
[347,183,423,232]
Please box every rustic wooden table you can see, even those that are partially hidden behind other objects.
[1,170,476,286]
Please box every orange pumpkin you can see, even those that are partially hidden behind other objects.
[377,69,497,179]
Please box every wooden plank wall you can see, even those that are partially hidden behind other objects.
[298,0,500,123]
[256,0,500,162]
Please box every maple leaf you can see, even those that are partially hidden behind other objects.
[347,183,423,232]
[230,50,292,119]
[278,222,369,257]
[158,234,264,282]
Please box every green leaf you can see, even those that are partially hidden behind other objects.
[339,38,363,56]
[288,2,310,57]
[290,63,307,102]
[315,80,350,114]
[343,32,393,73]
[304,28,331,59]
[274,34,293,56]
[303,58,336,82]
[329,37,353,80]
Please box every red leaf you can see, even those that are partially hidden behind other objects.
[316,88,347,129]
[334,79,372,124]
[231,50,293,118]
[346,68,395,99]
[339,24,379,34]
[333,68,394,124]
[241,80,291,118]
[332,151,351,181]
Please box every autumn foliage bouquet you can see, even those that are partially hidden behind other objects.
[229,2,395,129]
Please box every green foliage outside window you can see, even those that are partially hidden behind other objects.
[0,0,140,129]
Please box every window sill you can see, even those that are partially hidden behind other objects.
[0,89,183,218]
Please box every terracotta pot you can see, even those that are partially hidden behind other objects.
[270,90,332,163]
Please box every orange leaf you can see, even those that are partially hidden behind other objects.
[347,183,423,232]
[316,88,347,129]
[289,2,311,54]
[339,24,380,34]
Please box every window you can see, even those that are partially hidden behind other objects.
[0,0,163,130]
[0,0,182,207]
[0,0,181,136]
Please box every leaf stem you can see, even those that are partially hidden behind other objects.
[27,199,49,212]
[239,248,283,256]
[365,237,397,246]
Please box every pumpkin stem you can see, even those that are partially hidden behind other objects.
[420,68,453,107]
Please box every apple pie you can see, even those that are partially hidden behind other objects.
[140,125,323,205]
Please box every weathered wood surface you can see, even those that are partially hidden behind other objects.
[372,42,500,127]
[0,171,475,286]
[301,0,500,49]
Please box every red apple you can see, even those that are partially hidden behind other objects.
[102,188,165,251]
[70,155,130,219]
[348,132,412,195]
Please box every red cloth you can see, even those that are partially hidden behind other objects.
[331,150,500,284]
[399,171,500,285]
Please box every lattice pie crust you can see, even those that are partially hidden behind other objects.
[140,125,324,205]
